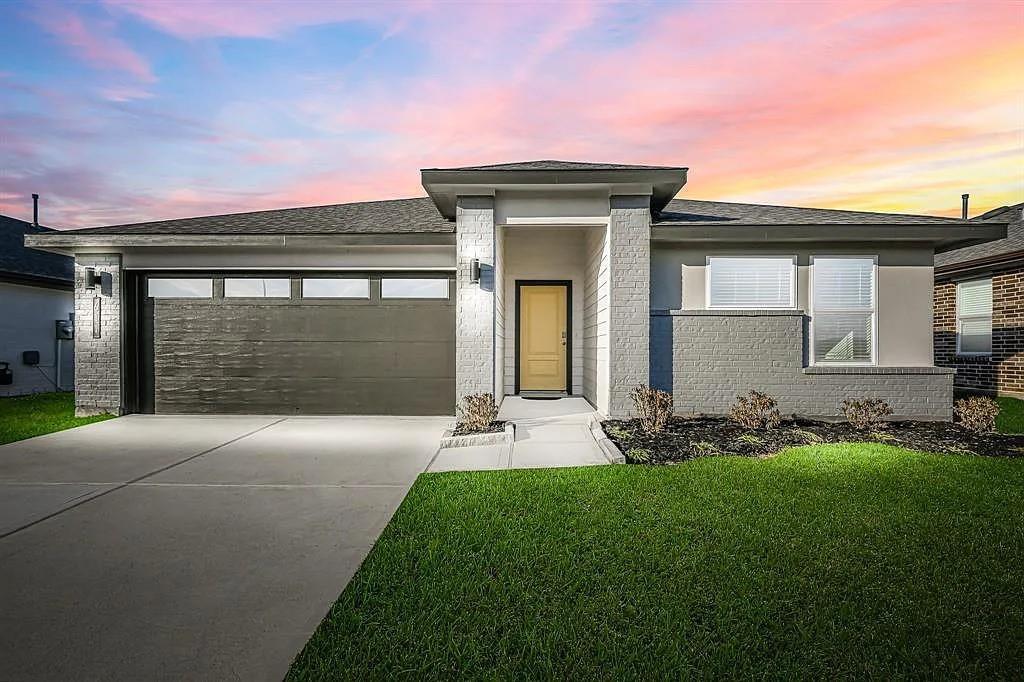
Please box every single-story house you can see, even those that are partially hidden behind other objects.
[25,161,1006,419]
[934,202,1023,398]
[1,210,75,397]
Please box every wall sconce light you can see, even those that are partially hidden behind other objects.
[84,267,99,289]
[470,258,481,284]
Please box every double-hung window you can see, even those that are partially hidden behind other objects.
[956,278,992,355]
[706,256,796,309]
[811,257,875,364]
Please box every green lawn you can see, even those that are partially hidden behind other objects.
[997,396,1024,434]
[0,392,114,446]
[289,445,1024,680]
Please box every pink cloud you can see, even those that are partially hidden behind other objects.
[103,0,406,39]
[36,7,154,83]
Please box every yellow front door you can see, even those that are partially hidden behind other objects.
[519,285,567,391]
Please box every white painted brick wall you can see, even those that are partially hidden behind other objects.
[74,254,122,416]
[607,196,650,417]
[455,196,496,403]
[582,226,609,412]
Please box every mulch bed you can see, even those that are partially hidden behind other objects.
[451,421,507,437]
[601,417,1024,464]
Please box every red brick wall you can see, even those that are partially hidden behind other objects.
[934,265,1024,397]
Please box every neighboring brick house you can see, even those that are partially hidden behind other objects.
[26,160,1005,419]
[934,202,1024,398]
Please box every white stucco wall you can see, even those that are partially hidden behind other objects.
[650,244,935,366]
[501,227,589,394]
[495,191,609,226]
[0,281,74,396]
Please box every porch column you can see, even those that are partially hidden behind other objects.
[74,254,123,416]
[607,195,651,417]
[455,195,496,405]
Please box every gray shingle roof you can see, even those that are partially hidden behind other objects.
[0,215,72,284]
[61,197,453,236]
[427,160,687,171]
[934,203,1024,268]
[655,199,965,226]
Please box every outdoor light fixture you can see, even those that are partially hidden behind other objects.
[470,258,481,284]
[84,267,99,289]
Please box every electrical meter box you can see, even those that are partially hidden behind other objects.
[56,319,74,340]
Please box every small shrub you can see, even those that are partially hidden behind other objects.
[456,393,499,432]
[954,396,1000,433]
[791,428,823,445]
[625,447,652,463]
[737,433,764,446]
[728,390,781,430]
[604,425,632,441]
[629,384,673,434]
[869,430,897,443]
[691,441,720,457]
[842,398,893,430]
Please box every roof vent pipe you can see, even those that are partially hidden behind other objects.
[961,193,969,220]
[31,193,40,227]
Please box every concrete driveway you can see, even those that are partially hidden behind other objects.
[0,415,448,681]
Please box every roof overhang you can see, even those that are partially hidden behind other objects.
[24,232,455,256]
[651,223,1007,251]
[421,167,688,220]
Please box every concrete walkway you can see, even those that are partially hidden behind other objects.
[427,397,610,472]
[0,415,448,682]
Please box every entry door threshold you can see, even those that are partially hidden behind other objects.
[518,391,569,400]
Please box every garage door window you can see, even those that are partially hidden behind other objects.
[224,278,291,298]
[148,278,212,298]
[381,278,449,299]
[302,278,369,298]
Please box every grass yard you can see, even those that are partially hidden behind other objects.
[289,444,1024,680]
[997,396,1024,434]
[0,392,113,446]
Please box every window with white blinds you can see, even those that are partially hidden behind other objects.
[811,257,875,364]
[706,257,796,309]
[956,278,992,355]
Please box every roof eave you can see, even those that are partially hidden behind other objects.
[421,167,688,219]
[651,223,1008,249]
[24,232,456,252]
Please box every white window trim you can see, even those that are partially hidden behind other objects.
[955,278,993,357]
[808,255,878,366]
[704,255,798,310]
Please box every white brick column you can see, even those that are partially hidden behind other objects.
[74,254,122,416]
[455,196,496,405]
[607,195,651,417]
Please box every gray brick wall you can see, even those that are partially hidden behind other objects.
[651,309,954,420]
[74,254,122,416]
[455,196,496,404]
[607,195,650,417]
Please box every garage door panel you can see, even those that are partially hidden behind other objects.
[153,340,454,380]
[154,306,399,343]
[154,377,454,415]
[147,274,454,415]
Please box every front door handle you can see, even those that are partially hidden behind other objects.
[561,330,567,346]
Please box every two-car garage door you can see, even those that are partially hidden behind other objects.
[127,272,454,415]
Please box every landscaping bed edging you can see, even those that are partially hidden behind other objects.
[602,416,1024,464]
[589,418,626,464]
[440,422,514,449]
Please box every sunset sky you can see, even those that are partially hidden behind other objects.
[1,0,1022,229]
